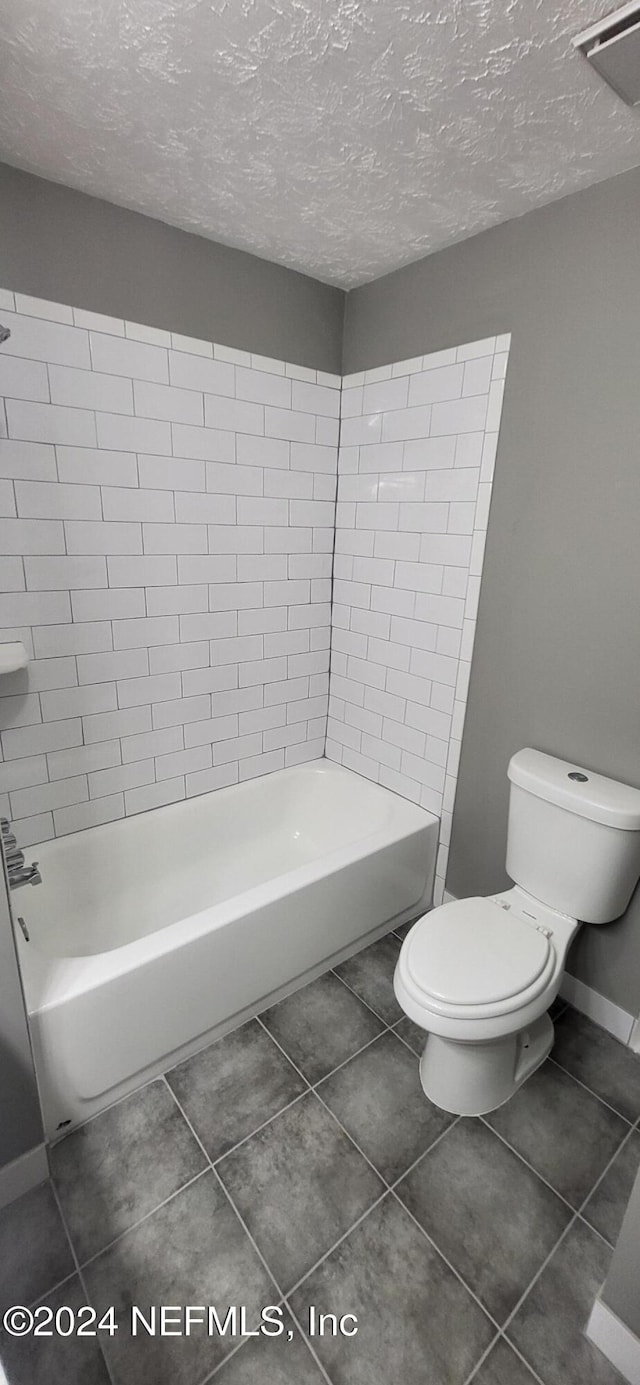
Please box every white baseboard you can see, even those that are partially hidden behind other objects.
[559,972,635,1045]
[0,1143,48,1210]
[587,1297,640,1384]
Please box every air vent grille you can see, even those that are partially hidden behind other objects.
[574,2,640,106]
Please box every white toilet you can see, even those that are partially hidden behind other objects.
[394,748,640,1116]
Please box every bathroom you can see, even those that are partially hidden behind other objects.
[2,3,640,1382]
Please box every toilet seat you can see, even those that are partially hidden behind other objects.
[398,896,557,1022]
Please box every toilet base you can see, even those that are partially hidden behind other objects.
[418,1013,554,1116]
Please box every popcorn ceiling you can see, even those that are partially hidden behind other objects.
[1,0,639,287]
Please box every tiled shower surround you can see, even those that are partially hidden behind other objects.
[327,337,509,904]
[0,292,339,844]
[0,291,509,873]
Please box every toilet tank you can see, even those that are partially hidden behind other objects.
[506,749,640,923]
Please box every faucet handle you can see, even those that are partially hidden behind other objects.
[2,833,17,853]
[9,861,42,890]
[1,818,11,835]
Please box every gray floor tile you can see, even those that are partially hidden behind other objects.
[0,1276,111,1385]
[217,1091,384,1291]
[552,1008,640,1121]
[508,1219,624,1384]
[51,1079,206,1263]
[0,1180,74,1314]
[83,1170,276,1385]
[317,1031,453,1182]
[583,1129,640,1245]
[393,917,419,940]
[214,1312,326,1383]
[393,1015,426,1056]
[261,972,384,1084]
[290,1195,494,1385]
[487,1061,628,1206]
[167,1018,306,1162]
[333,933,402,1024]
[396,1119,571,1322]
[472,1338,541,1385]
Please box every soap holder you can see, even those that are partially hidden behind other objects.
[0,642,29,675]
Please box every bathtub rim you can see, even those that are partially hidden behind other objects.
[16,763,438,1015]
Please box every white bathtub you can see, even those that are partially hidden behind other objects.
[15,760,438,1140]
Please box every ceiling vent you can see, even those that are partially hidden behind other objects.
[574,2,640,105]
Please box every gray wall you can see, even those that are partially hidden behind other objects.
[344,166,640,1015]
[0,869,42,1167]
[0,163,344,372]
[602,1163,640,1336]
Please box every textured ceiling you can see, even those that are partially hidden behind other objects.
[1,1,640,288]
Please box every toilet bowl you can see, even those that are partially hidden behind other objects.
[394,748,640,1116]
[394,887,577,1114]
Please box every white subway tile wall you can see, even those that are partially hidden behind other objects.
[328,335,510,905]
[0,289,509,903]
[0,292,340,842]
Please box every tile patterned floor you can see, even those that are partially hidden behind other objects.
[1,921,640,1385]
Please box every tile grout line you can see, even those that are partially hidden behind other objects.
[547,1053,636,1125]
[386,1186,504,1334]
[390,1022,424,1060]
[477,1116,583,1218]
[496,1116,640,1356]
[261,1015,506,1337]
[461,1330,502,1385]
[164,1076,336,1385]
[26,1268,81,1314]
[76,1164,211,1273]
[493,1337,549,1385]
[306,1026,391,1083]
[280,1299,336,1385]
[385,1115,461,1193]
[329,959,401,1027]
[162,1079,286,1385]
[259,993,392,1086]
[485,1118,640,1379]
[274,1030,634,1385]
[52,1028,611,1291]
[40,962,640,1379]
[501,1211,580,1348]
[322,364,342,768]
[277,1189,391,1305]
[464,1330,549,1385]
[45,979,397,1295]
[255,1015,396,1190]
[49,1178,118,1385]
[273,985,640,1380]
[210,1086,311,1162]
[575,1118,640,1244]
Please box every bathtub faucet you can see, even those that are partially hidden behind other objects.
[9,862,42,890]
[1,814,43,889]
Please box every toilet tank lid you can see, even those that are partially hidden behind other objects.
[508,749,640,831]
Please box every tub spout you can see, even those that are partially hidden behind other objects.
[9,862,42,890]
